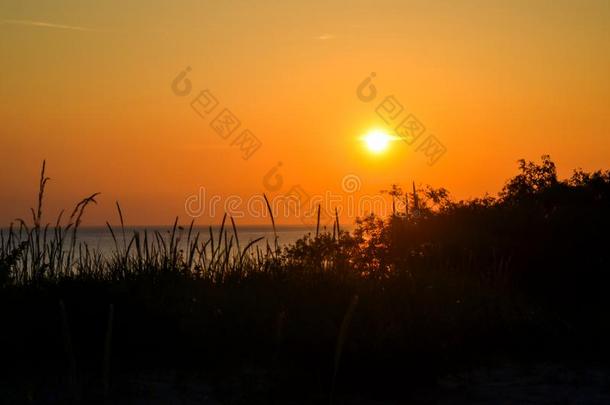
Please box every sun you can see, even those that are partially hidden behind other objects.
[363,129,393,153]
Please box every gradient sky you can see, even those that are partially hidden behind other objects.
[1,0,609,225]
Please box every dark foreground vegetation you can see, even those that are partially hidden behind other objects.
[2,156,610,403]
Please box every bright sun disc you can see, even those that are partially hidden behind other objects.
[363,130,392,153]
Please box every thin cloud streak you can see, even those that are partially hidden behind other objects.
[1,19,97,32]
[314,33,335,40]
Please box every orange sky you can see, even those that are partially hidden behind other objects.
[1,0,609,225]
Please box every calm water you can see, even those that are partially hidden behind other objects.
[2,224,353,257]
[60,225,316,256]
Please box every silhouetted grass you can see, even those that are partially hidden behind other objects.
[1,156,610,403]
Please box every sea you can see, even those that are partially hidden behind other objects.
[1,225,320,257]
[92,225,317,252]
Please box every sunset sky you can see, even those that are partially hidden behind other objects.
[1,0,609,225]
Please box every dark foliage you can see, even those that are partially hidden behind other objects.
[1,156,610,402]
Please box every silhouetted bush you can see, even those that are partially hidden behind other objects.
[2,156,610,401]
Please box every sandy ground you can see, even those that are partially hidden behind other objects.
[3,362,610,404]
[428,362,610,404]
